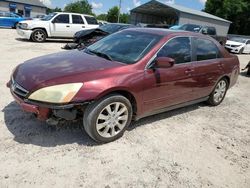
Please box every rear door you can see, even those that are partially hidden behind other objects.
[70,14,87,36]
[50,14,71,37]
[83,16,99,29]
[143,37,197,114]
[191,37,225,98]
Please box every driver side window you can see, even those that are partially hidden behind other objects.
[53,14,69,24]
[157,37,191,64]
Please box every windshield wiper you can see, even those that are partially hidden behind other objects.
[86,49,113,61]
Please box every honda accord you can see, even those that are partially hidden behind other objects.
[7,28,239,143]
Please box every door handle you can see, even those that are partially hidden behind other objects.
[185,69,194,74]
[66,25,70,27]
[82,26,85,28]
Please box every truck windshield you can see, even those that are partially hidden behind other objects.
[41,13,57,21]
[85,31,162,64]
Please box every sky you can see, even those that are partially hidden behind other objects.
[40,0,207,15]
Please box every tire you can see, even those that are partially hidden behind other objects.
[83,94,133,143]
[31,29,47,42]
[239,47,244,54]
[12,22,18,29]
[247,67,250,76]
[207,78,228,106]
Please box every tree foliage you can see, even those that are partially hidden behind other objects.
[106,6,129,23]
[204,0,250,35]
[96,14,107,21]
[64,0,93,15]
[107,6,119,23]
[46,7,62,14]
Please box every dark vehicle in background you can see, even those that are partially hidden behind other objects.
[62,23,135,50]
[8,28,239,143]
[0,11,26,28]
[171,24,227,46]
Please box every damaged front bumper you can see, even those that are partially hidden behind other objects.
[7,81,90,122]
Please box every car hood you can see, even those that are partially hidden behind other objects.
[20,20,48,27]
[226,40,244,46]
[74,28,108,39]
[13,50,124,91]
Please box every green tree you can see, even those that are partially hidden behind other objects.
[204,0,250,35]
[64,0,93,15]
[46,7,62,14]
[96,14,107,21]
[107,6,119,23]
[120,13,130,23]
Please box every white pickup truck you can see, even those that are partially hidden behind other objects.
[17,12,99,42]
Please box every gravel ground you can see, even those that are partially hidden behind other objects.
[0,29,249,188]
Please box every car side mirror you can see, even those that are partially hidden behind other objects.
[51,19,56,24]
[155,57,175,68]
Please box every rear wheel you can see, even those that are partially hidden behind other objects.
[207,78,228,106]
[31,29,47,42]
[83,94,132,143]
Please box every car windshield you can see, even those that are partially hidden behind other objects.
[85,31,162,64]
[41,13,57,21]
[179,24,202,32]
[99,24,129,34]
[230,37,247,43]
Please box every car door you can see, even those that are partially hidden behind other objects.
[0,12,12,27]
[70,14,87,36]
[83,16,99,29]
[143,37,197,114]
[50,14,71,37]
[244,40,250,53]
[191,37,225,98]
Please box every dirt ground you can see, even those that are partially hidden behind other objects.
[0,29,249,188]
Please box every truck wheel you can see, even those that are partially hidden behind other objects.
[207,78,228,106]
[31,29,47,42]
[83,94,133,143]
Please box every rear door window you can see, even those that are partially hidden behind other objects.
[195,38,221,61]
[72,15,85,24]
[157,37,192,64]
[84,16,98,25]
[53,14,69,24]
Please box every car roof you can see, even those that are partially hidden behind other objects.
[123,28,204,37]
[55,12,95,17]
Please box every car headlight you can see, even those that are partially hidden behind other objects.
[28,83,83,103]
[20,23,28,29]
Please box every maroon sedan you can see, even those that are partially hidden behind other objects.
[7,28,239,143]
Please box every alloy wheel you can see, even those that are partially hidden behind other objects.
[34,31,45,42]
[213,80,227,103]
[96,102,129,138]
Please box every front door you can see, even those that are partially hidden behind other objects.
[50,14,71,37]
[143,37,197,115]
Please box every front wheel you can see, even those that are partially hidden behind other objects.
[207,78,228,106]
[31,29,47,42]
[83,94,133,143]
